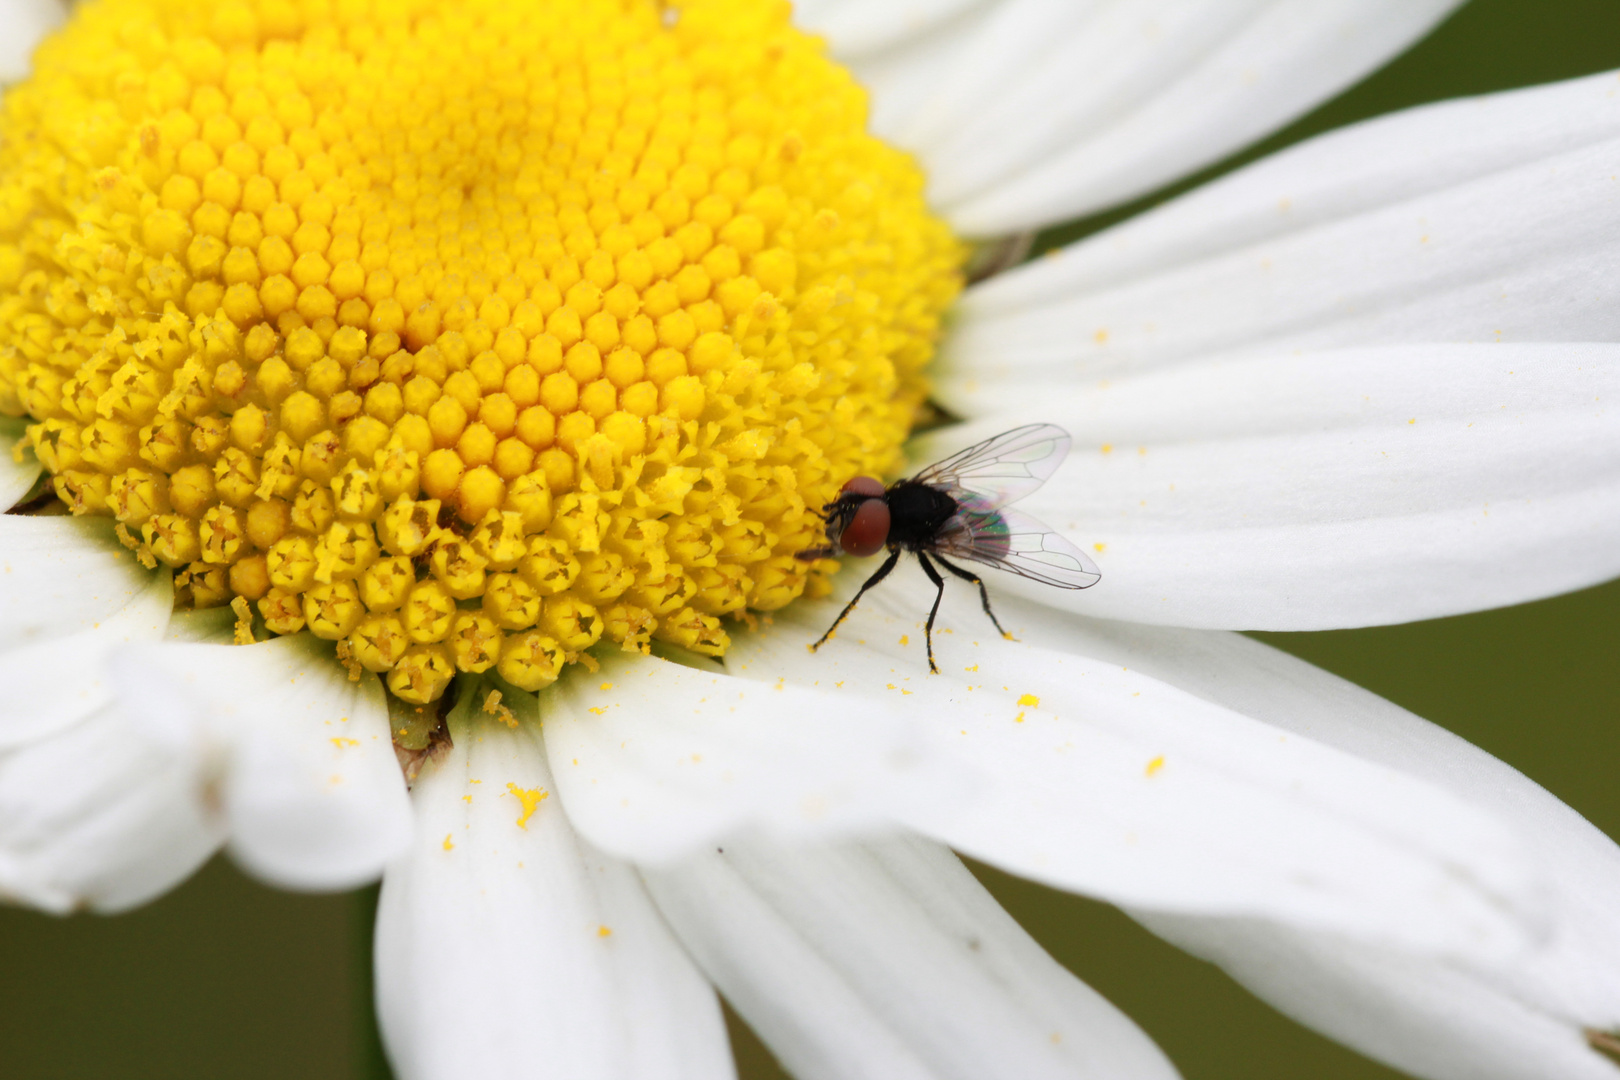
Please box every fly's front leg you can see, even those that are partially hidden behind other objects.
[935,555,1013,640]
[793,499,846,562]
[916,552,947,674]
[811,548,901,652]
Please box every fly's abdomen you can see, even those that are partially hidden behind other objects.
[961,510,1012,559]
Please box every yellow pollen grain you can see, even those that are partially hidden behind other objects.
[1016,693,1040,708]
[505,782,548,829]
[0,0,963,703]
[1145,755,1166,777]
[598,925,613,938]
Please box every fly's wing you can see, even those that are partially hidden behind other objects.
[935,504,1101,589]
[910,423,1071,512]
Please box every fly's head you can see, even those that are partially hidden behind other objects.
[795,476,890,561]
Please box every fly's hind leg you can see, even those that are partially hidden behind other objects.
[811,548,901,653]
[935,555,1013,641]
[916,552,948,674]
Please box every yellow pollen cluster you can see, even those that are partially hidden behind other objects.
[0,0,961,702]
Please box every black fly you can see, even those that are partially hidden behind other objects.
[795,423,1100,673]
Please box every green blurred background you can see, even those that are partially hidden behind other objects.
[3,1,1618,1077]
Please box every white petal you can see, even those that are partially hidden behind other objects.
[1138,915,1619,1080]
[830,0,1461,235]
[1022,621,1620,1080]
[726,583,1546,962]
[0,0,64,83]
[543,650,971,865]
[375,699,732,1080]
[0,694,220,914]
[0,515,161,649]
[0,416,42,510]
[945,68,1620,382]
[921,343,1620,629]
[791,0,991,58]
[0,568,171,748]
[113,635,412,891]
[643,834,1178,1080]
[163,606,237,643]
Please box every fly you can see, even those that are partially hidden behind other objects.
[795,423,1100,673]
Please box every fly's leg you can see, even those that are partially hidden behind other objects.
[916,552,947,674]
[795,499,850,562]
[811,548,901,653]
[935,555,1013,641]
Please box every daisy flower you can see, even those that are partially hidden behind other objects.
[2,1,1618,1079]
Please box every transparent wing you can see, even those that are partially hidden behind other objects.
[934,505,1101,590]
[911,423,1071,512]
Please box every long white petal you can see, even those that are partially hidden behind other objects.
[723,583,1546,963]
[0,516,171,753]
[0,0,64,83]
[811,0,1461,234]
[0,516,160,649]
[0,569,170,749]
[544,650,971,865]
[790,0,991,58]
[375,698,732,1080]
[0,416,41,510]
[0,694,220,914]
[113,635,411,891]
[1138,915,1620,1080]
[920,343,1620,629]
[1013,619,1620,1080]
[945,68,1620,382]
[644,835,1178,1080]
[163,606,236,643]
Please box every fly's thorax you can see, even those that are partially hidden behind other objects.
[0,0,964,703]
[882,481,959,550]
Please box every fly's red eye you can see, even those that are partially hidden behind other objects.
[840,476,886,498]
[839,497,890,557]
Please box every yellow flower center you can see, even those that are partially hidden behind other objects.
[0,0,961,703]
